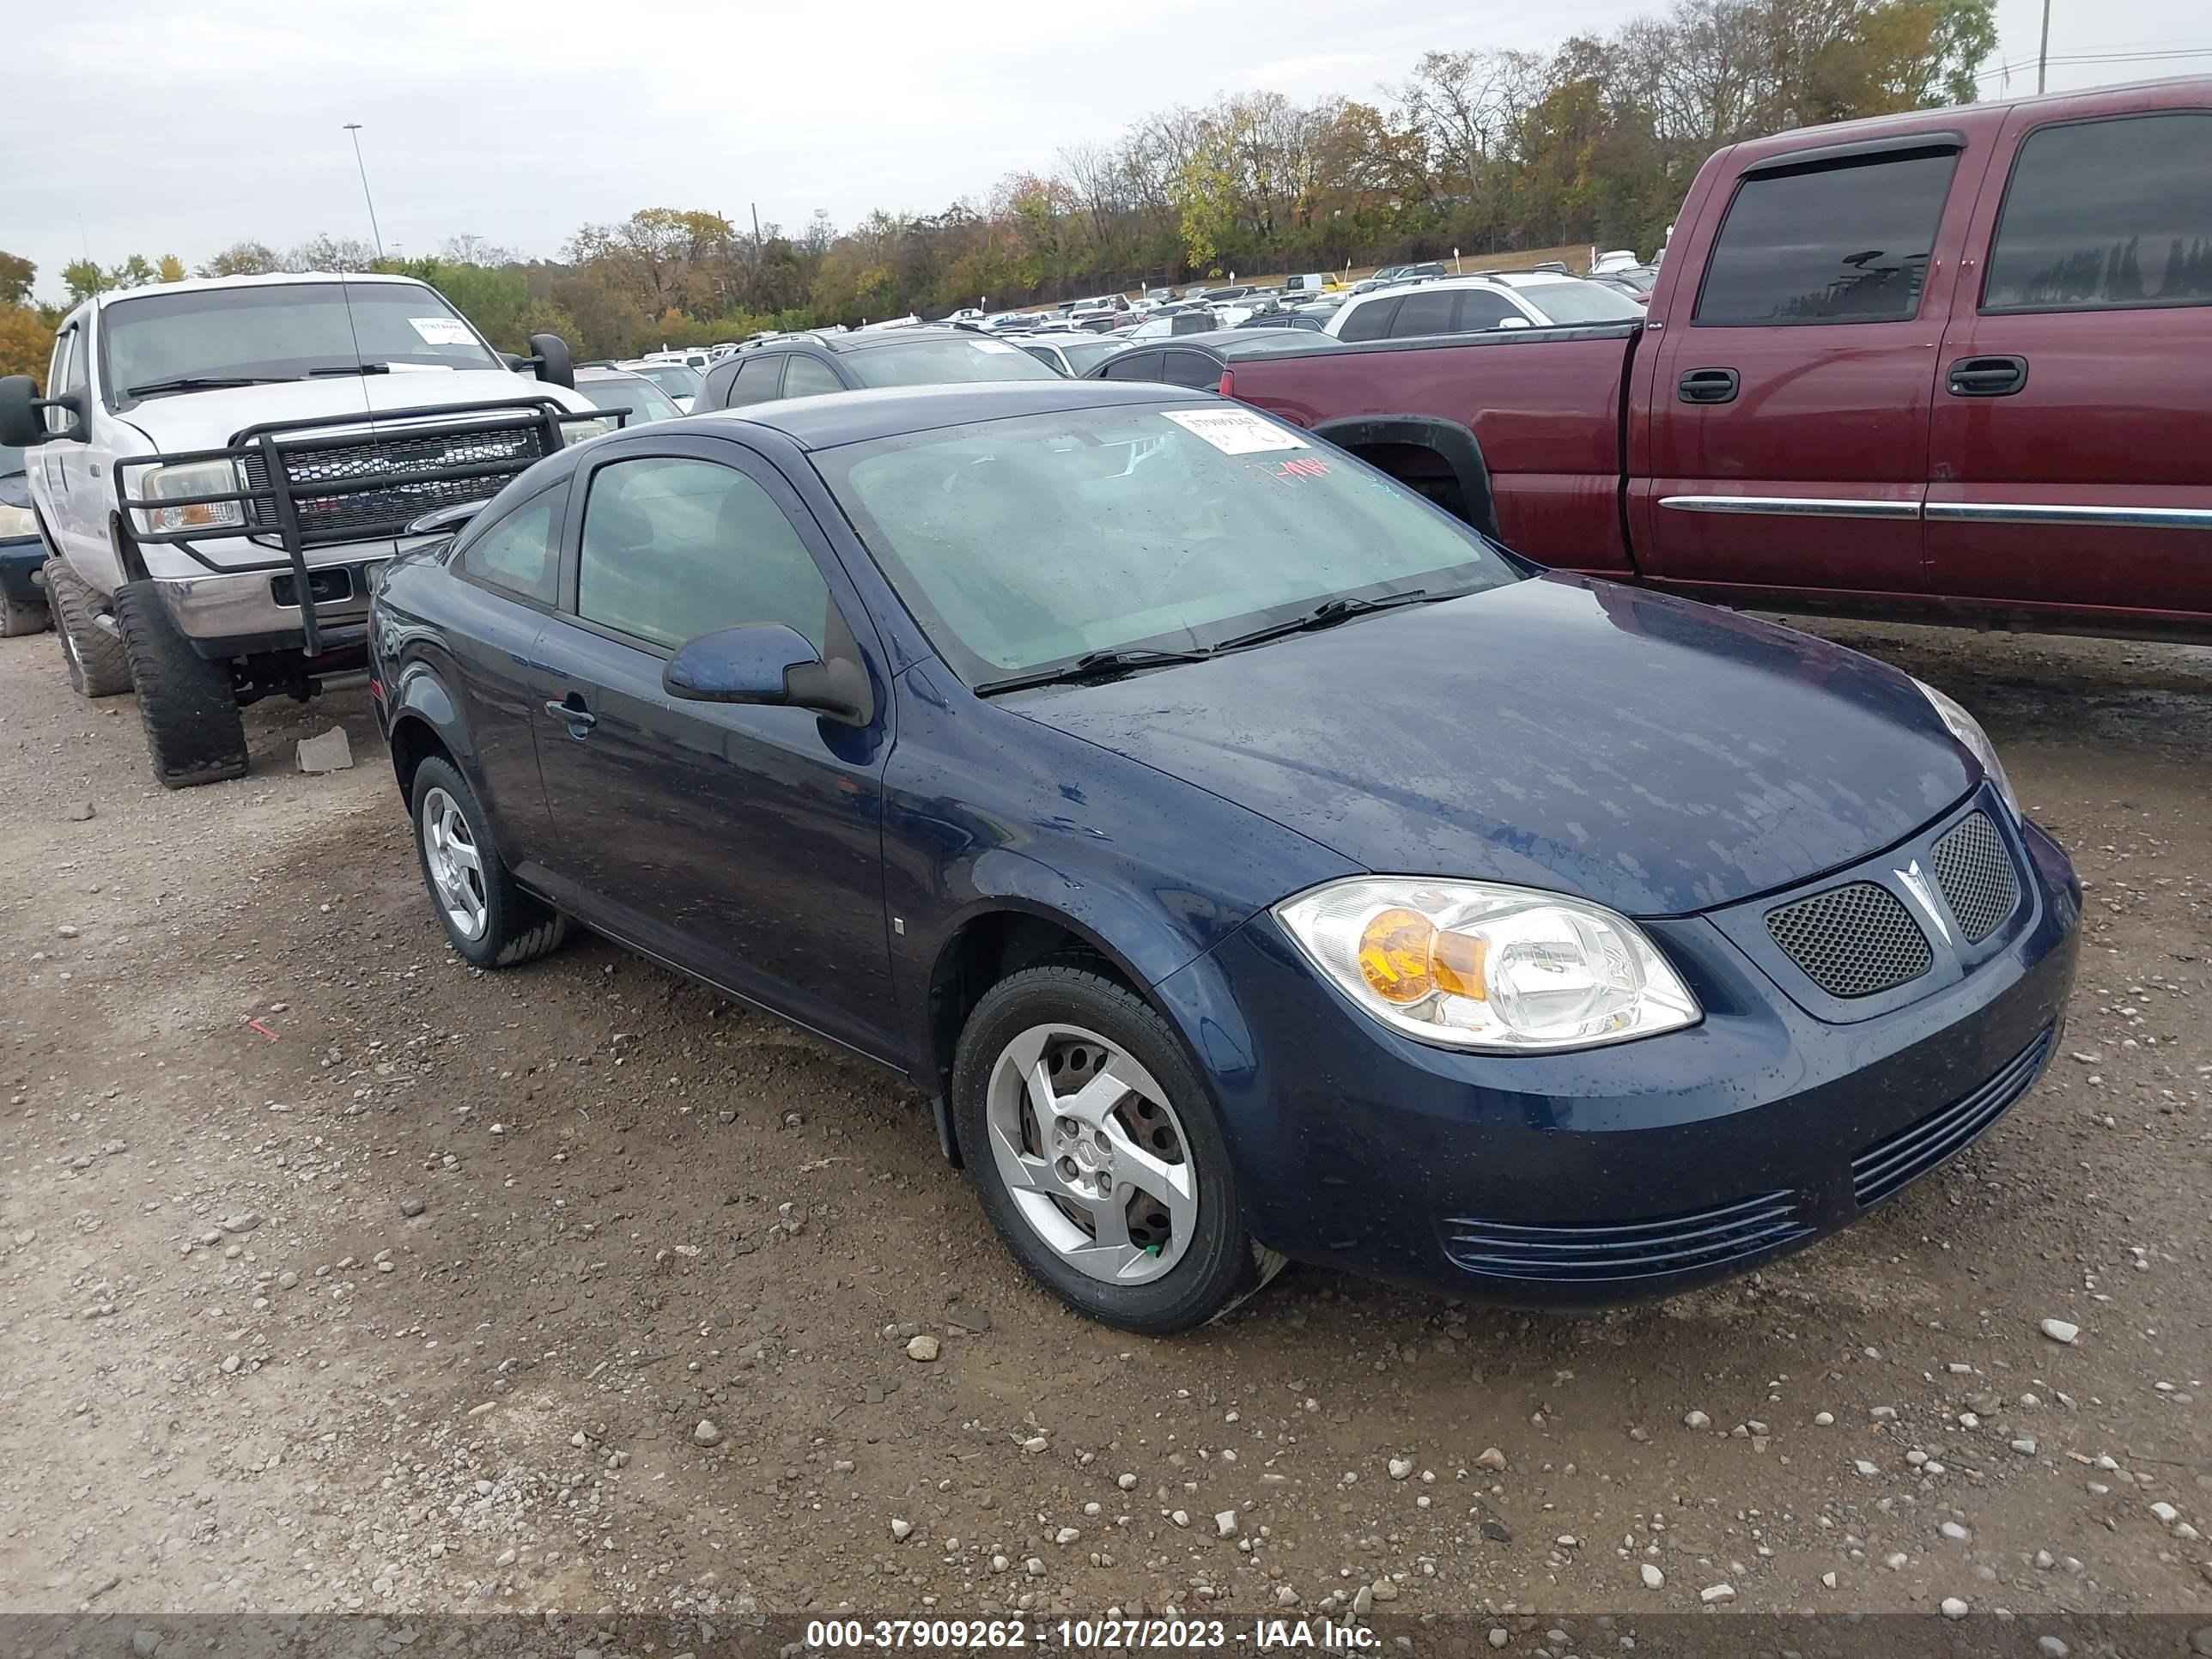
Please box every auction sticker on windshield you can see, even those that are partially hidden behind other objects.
[409,317,478,346]
[1162,408,1309,454]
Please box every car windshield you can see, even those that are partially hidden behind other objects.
[1514,281,1645,325]
[100,281,503,399]
[635,364,702,397]
[580,375,681,422]
[813,402,1522,682]
[1056,340,1120,374]
[844,337,1063,388]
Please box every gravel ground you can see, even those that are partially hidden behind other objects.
[0,614,2206,1630]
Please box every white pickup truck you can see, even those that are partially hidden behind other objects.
[0,272,617,787]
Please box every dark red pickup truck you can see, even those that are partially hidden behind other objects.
[1217,77,2212,642]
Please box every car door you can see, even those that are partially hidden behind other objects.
[1642,131,1986,599]
[1925,100,2212,623]
[441,477,568,864]
[531,435,899,1060]
[40,321,97,568]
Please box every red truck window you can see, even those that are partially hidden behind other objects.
[1982,112,2212,313]
[1692,149,1959,325]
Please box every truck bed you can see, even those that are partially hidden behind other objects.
[1224,324,1643,573]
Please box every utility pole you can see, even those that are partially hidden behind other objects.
[2037,0,2051,93]
[342,124,386,260]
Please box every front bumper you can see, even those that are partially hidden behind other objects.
[153,566,376,659]
[1154,794,2081,1304]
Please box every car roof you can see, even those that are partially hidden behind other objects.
[577,365,651,381]
[1112,327,1343,356]
[677,380,1206,451]
[86,270,436,309]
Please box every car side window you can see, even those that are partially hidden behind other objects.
[1101,350,1163,382]
[781,356,844,398]
[48,327,82,434]
[577,455,830,653]
[1455,290,1519,331]
[1389,289,1460,337]
[460,483,563,605]
[1338,297,1401,342]
[1983,113,2212,313]
[723,355,785,407]
[1158,350,1220,390]
[1694,149,1958,325]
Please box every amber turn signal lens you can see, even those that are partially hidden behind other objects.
[1357,908,1435,1004]
[1431,928,1488,1000]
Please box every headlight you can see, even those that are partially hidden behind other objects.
[1913,678,2019,820]
[0,501,34,538]
[1274,878,1699,1053]
[140,459,247,534]
[562,414,621,447]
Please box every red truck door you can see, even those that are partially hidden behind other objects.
[1927,95,2212,629]
[1638,130,1988,602]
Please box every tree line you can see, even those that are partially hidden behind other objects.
[3,0,1992,376]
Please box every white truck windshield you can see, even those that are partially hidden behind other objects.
[100,282,503,401]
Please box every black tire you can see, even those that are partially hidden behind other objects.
[409,756,569,968]
[952,963,1285,1334]
[44,558,132,696]
[111,580,249,789]
[1,593,48,637]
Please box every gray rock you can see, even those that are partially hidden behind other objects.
[1940,1522,1972,1542]
[296,726,355,775]
[62,801,95,822]
[221,1212,262,1234]
[1387,1457,1413,1480]
[1640,1563,1664,1589]
[2039,1318,2080,1345]
[692,1419,723,1447]
[276,1271,298,1290]
[1941,1597,1970,1620]
[906,1334,940,1362]
[398,1197,426,1218]
[132,1632,160,1658]
[2037,1638,2069,1658]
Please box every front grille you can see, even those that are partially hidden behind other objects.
[1852,1023,2055,1206]
[1930,811,2019,944]
[243,422,549,544]
[1440,1191,1812,1284]
[1765,881,1933,998]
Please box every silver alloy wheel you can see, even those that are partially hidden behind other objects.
[984,1022,1198,1285]
[420,786,489,940]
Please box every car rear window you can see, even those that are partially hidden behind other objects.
[812,403,1520,682]
[844,337,1060,388]
[1984,112,2212,312]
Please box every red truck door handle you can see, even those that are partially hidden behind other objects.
[1678,368,1740,404]
[1946,356,2028,397]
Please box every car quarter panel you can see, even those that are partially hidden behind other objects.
[1223,328,1638,571]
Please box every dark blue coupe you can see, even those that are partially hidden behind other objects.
[368,380,2079,1333]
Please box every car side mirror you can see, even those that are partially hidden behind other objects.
[523,332,575,389]
[663,622,872,726]
[1495,316,1533,331]
[0,375,82,447]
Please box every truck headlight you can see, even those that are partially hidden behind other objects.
[140,459,247,533]
[562,415,621,447]
[1913,678,2019,820]
[0,501,34,538]
[1274,878,1699,1053]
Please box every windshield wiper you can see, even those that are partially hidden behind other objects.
[308,362,391,376]
[1212,589,1440,653]
[124,376,290,397]
[974,647,1212,697]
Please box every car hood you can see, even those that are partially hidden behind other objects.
[113,368,592,455]
[1007,575,1973,917]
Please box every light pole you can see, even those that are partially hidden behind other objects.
[342,124,386,261]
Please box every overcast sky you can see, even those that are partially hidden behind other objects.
[6,0,2203,302]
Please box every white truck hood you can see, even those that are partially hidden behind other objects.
[117,368,592,455]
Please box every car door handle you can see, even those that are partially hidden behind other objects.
[1946,356,2028,397]
[545,696,597,734]
[1678,368,1740,404]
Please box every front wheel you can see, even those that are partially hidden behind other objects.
[952,963,1283,1333]
[112,580,248,788]
[45,559,131,696]
[410,756,569,968]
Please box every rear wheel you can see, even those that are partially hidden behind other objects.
[410,757,569,968]
[44,559,131,696]
[1,593,48,636]
[953,963,1283,1333]
[112,580,248,788]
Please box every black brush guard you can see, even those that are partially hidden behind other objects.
[114,398,618,655]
